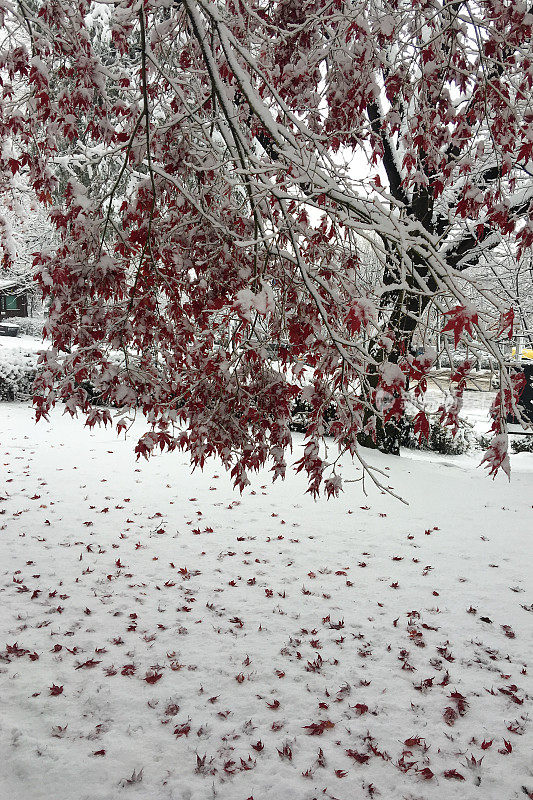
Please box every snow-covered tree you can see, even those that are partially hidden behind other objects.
[0,196,50,297]
[0,0,531,493]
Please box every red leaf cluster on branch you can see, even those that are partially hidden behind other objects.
[0,0,531,493]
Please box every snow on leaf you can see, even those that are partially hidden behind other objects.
[480,434,511,480]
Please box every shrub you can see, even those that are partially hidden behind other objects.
[0,348,38,400]
[289,396,337,434]
[511,436,533,454]
[399,414,474,455]
[5,316,45,337]
[477,434,492,451]
[289,398,473,455]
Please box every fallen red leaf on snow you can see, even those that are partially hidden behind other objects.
[443,769,464,780]
[346,749,369,763]
[303,720,335,735]
[145,671,163,684]
[418,767,434,780]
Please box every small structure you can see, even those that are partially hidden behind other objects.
[0,278,31,319]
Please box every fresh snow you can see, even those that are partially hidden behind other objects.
[0,334,44,353]
[0,402,532,800]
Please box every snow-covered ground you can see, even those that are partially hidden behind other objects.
[0,402,531,800]
[0,333,45,353]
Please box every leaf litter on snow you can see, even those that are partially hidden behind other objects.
[0,403,532,800]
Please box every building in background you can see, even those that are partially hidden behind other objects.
[0,278,34,319]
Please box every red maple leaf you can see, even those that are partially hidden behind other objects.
[444,769,464,780]
[346,749,369,763]
[75,659,101,670]
[443,706,458,725]
[277,742,292,760]
[174,721,191,738]
[413,411,430,443]
[418,767,434,780]
[442,305,478,347]
[303,720,335,735]
[404,736,425,748]
[145,671,163,684]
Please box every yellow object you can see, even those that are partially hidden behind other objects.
[511,347,533,360]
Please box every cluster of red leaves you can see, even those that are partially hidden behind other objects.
[0,0,528,492]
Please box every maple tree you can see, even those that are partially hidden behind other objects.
[0,0,532,494]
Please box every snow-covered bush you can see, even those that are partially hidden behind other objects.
[289,398,473,456]
[289,396,337,434]
[0,348,38,400]
[511,436,533,454]
[6,317,45,337]
[399,415,474,455]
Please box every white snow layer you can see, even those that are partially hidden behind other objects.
[0,402,531,800]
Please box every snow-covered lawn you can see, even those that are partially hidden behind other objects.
[0,333,45,353]
[0,403,532,800]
